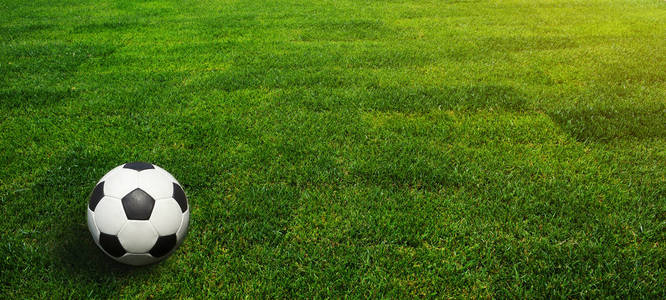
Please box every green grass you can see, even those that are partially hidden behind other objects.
[1,0,665,297]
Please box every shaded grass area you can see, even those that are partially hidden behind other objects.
[0,43,115,108]
[1,0,665,297]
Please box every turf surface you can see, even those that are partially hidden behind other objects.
[1,0,665,297]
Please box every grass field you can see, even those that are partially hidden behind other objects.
[1,0,665,297]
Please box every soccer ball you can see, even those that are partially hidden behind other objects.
[86,162,189,266]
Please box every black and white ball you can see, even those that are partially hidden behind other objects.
[86,162,189,266]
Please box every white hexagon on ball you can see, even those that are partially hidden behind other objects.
[138,168,175,200]
[177,209,190,245]
[103,168,139,199]
[87,162,190,266]
[86,209,100,243]
[93,196,127,235]
[118,253,158,266]
[150,198,183,236]
[118,221,158,253]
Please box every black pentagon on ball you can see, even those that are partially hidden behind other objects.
[150,234,177,258]
[123,161,154,171]
[99,233,126,257]
[172,183,188,212]
[89,181,105,211]
[121,188,155,220]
